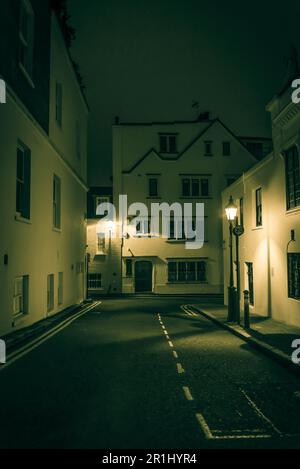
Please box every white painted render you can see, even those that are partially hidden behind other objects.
[112,118,257,294]
[222,88,300,327]
[0,15,88,336]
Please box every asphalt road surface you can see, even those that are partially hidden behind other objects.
[0,297,300,449]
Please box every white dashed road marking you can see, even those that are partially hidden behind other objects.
[176,363,185,374]
[183,386,194,401]
[196,413,213,439]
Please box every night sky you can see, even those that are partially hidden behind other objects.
[69,0,300,186]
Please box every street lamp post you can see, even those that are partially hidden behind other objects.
[233,219,244,324]
[225,196,238,322]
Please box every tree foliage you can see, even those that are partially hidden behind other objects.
[51,0,85,92]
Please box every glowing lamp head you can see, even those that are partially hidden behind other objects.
[225,196,237,221]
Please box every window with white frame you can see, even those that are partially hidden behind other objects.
[16,142,31,219]
[288,253,300,300]
[181,177,209,197]
[97,234,106,254]
[204,141,212,156]
[168,260,206,283]
[159,134,177,153]
[285,146,300,210]
[13,276,29,317]
[148,178,158,197]
[53,175,61,229]
[168,216,199,240]
[47,274,54,312]
[135,217,151,236]
[19,0,35,78]
[223,141,231,156]
[58,272,63,305]
[245,262,254,305]
[95,196,110,216]
[255,187,262,227]
[88,273,102,289]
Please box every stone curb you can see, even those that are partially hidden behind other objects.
[1,300,95,352]
[190,305,300,378]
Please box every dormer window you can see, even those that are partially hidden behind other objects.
[159,134,177,153]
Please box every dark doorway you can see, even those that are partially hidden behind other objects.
[135,261,152,293]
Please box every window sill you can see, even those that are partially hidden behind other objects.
[12,312,28,326]
[286,206,300,216]
[19,63,35,88]
[288,296,300,302]
[179,196,212,200]
[166,239,208,243]
[15,214,31,225]
[167,281,208,284]
[52,226,62,233]
[251,226,264,231]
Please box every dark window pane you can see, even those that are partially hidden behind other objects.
[160,135,167,153]
[205,141,212,155]
[126,259,132,277]
[255,188,262,226]
[285,146,300,210]
[168,262,177,282]
[178,262,186,281]
[186,262,196,281]
[201,179,209,197]
[191,179,199,197]
[246,262,254,305]
[149,178,158,197]
[223,142,231,156]
[17,148,24,181]
[197,262,206,281]
[182,179,190,196]
[240,198,244,227]
[169,136,177,153]
[169,217,175,239]
[288,253,300,299]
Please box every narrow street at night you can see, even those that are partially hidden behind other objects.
[1,297,300,449]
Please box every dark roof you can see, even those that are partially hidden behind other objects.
[122,118,257,174]
[238,136,272,141]
[116,117,212,126]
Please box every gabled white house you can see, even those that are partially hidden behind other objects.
[112,116,264,295]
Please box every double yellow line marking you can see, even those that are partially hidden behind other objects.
[0,301,102,371]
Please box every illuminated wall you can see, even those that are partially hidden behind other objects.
[222,87,300,327]
[113,118,257,294]
[0,13,88,336]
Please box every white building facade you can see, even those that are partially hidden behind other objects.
[222,86,300,327]
[0,4,88,336]
[112,117,262,295]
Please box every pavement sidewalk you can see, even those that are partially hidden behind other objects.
[190,304,300,376]
[1,300,96,352]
